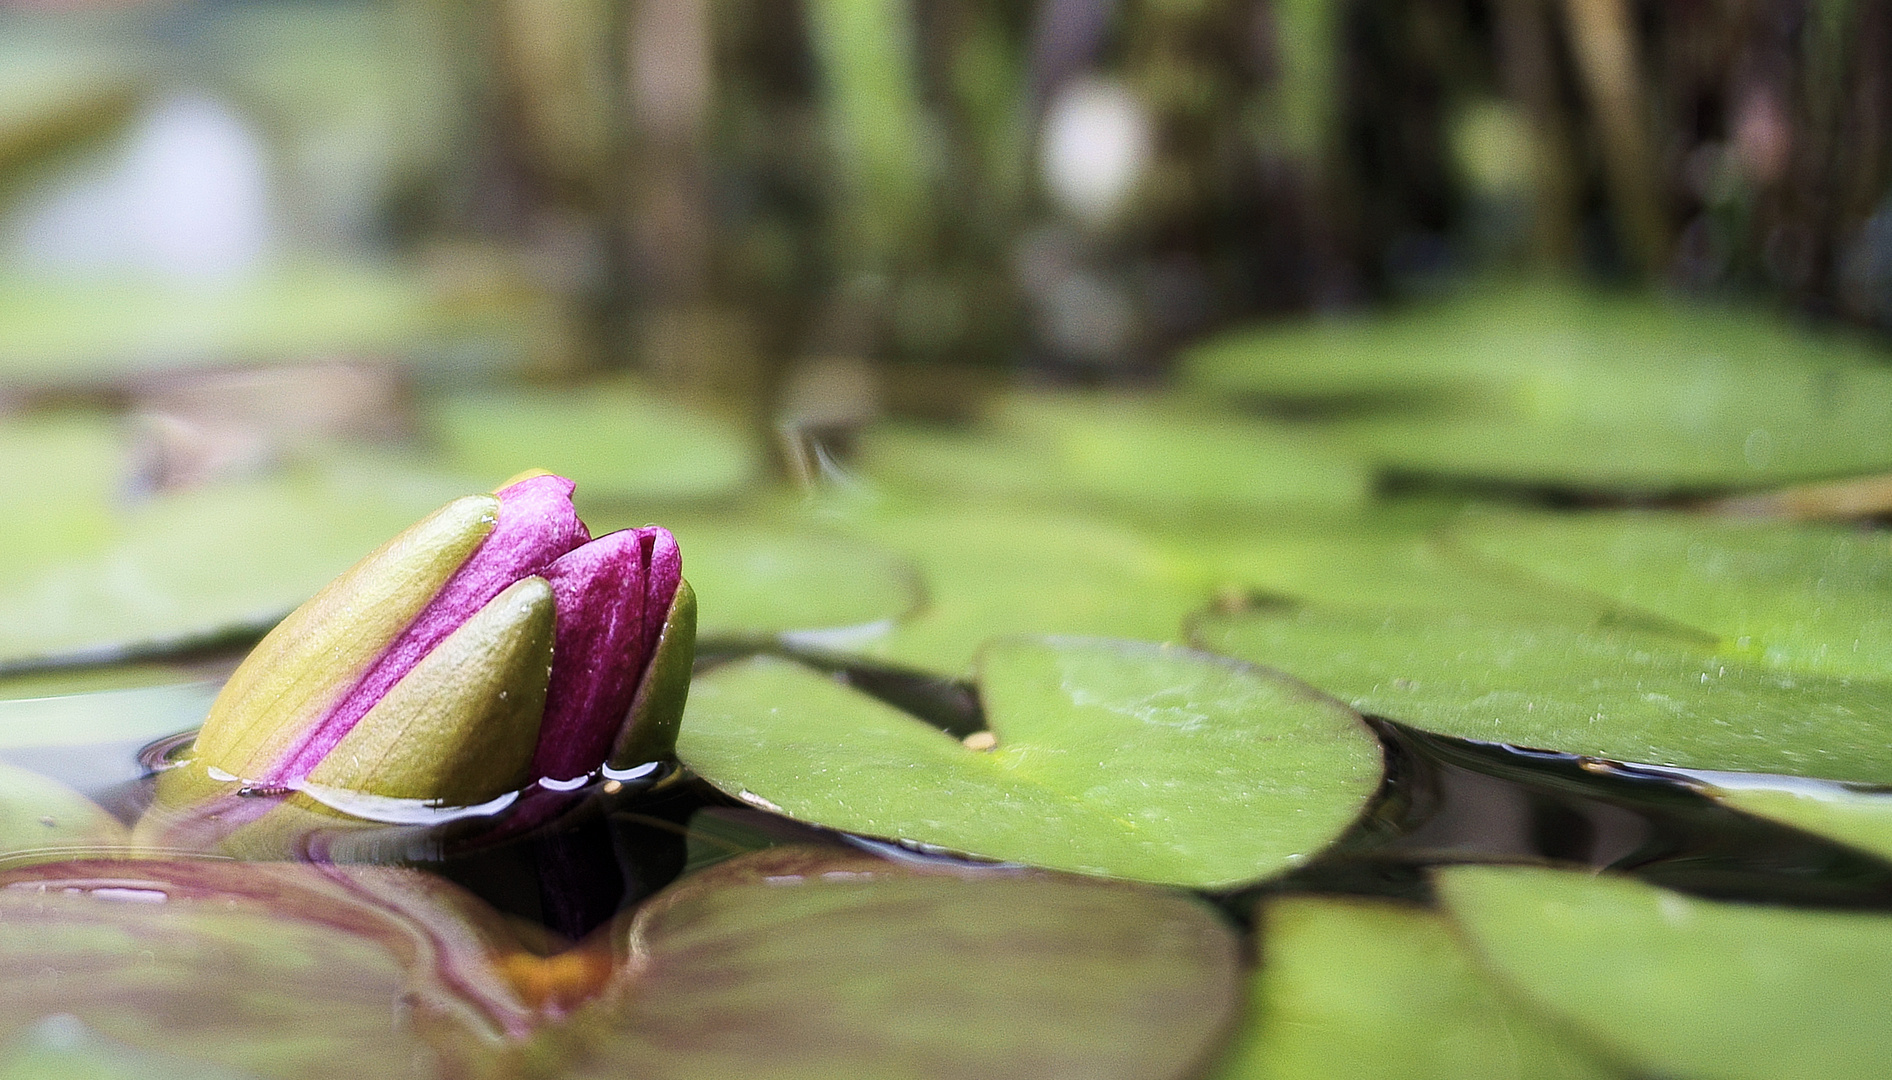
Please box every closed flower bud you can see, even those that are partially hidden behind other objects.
[189,472,694,807]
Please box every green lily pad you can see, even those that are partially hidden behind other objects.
[1210,896,1613,1080]
[563,845,1241,1080]
[423,382,762,505]
[659,522,921,644]
[0,464,453,674]
[1184,287,1892,492]
[1704,781,1892,865]
[860,391,1370,517]
[0,264,505,386]
[1164,513,1617,624]
[0,858,535,1077]
[1438,865,1892,1080]
[1327,361,1892,492]
[837,504,1206,671]
[1456,511,1892,680]
[0,412,126,587]
[0,761,127,864]
[676,638,1382,886]
[1195,607,1892,782]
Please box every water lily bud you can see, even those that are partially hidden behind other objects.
[191,472,693,806]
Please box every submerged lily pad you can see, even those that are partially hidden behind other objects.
[0,466,451,674]
[1211,896,1613,1080]
[564,846,1242,1080]
[676,638,1381,887]
[1196,606,1892,782]
[424,383,762,504]
[1705,781,1892,865]
[0,859,534,1078]
[1456,511,1892,680]
[1437,865,1892,1080]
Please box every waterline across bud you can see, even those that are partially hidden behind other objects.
[189,472,694,807]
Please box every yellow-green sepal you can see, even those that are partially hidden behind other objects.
[308,576,555,805]
[609,577,697,768]
[192,494,501,782]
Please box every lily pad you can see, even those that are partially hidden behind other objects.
[1456,511,1892,680]
[0,761,127,864]
[563,845,1242,1080]
[1184,287,1892,492]
[424,382,762,505]
[1164,513,1617,624]
[1210,896,1613,1080]
[1704,780,1892,865]
[1327,360,1892,492]
[658,522,921,644]
[0,465,452,674]
[0,859,534,1078]
[1437,864,1892,1080]
[860,391,1370,517]
[0,264,501,387]
[676,638,1382,886]
[0,412,126,587]
[1195,607,1892,782]
[838,504,1206,671]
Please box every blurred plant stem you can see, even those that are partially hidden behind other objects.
[1492,0,1581,269]
[1559,0,1669,276]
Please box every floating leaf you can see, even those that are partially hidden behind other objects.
[677,638,1381,886]
[1195,607,1892,782]
[1456,511,1892,680]
[861,391,1370,517]
[1164,511,1615,623]
[0,412,125,587]
[560,846,1241,1080]
[0,264,503,386]
[839,504,1205,671]
[1210,896,1613,1080]
[661,522,921,643]
[1184,288,1892,492]
[424,383,762,504]
[0,859,534,1077]
[0,465,452,673]
[0,761,126,864]
[1438,865,1892,1080]
[1704,781,1892,865]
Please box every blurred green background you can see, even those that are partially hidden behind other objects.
[3,0,1892,680]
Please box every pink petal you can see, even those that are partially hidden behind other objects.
[531,527,680,781]
[270,474,588,784]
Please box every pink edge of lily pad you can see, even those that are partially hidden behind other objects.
[268,473,589,786]
[531,526,682,782]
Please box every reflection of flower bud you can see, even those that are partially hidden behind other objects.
[190,472,694,806]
